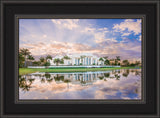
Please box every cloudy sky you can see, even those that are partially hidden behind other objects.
[19,19,142,61]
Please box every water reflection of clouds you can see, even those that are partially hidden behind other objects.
[19,69,141,100]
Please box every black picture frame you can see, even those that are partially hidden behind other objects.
[0,0,160,118]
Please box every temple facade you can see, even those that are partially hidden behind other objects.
[49,53,104,66]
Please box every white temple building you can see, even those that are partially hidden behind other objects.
[48,53,104,66]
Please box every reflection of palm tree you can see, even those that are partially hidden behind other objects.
[126,69,130,73]
[46,78,53,83]
[19,77,26,88]
[112,70,116,74]
[135,70,141,79]
[104,73,110,78]
[115,74,120,80]
[19,77,34,92]
[99,76,104,80]
[44,73,51,79]
[110,76,114,79]
[44,73,53,83]
[64,79,71,88]
[122,73,128,77]
[122,69,130,78]
[41,78,45,83]
[28,78,35,84]
[54,74,64,81]
[22,84,32,91]
[135,70,140,76]
[81,80,86,84]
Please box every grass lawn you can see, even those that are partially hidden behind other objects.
[19,67,140,75]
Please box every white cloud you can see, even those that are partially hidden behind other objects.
[138,35,141,41]
[19,19,141,61]
[51,19,79,30]
[113,19,141,35]
[121,32,131,36]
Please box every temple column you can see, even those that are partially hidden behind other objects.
[87,57,89,65]
[91,57,92,65]
[86,57,88,65]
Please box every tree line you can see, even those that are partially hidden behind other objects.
[19,48,141,67]
[19,48,52,67]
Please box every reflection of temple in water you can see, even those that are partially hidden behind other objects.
[53,72,107,86]
[19,69,141,99]
[21,69,141,87]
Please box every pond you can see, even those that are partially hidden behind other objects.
[19,69,141,100]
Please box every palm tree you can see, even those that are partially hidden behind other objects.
[135,61,140,67]
[46,55,52,60]
[33,61,41,66]
[28,55,34,60]
[54,58,64,66]
[63,55,71,65]
[122,60,129,66]
[19,53,25,68]
[27,55,35,66]
[39,57,45,65]
[63,55,71,60]
[99,57,104,65]
[116,56,120,61]
[115,56,120,66]
[80,55,86,65]
[20,48,31,67]
[104,56,110,65]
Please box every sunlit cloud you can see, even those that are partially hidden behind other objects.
[51,19,79,30]
[19,19,141,61]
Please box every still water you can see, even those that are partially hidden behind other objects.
[19,69,141,100]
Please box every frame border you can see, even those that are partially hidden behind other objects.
[1,0,160,118]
